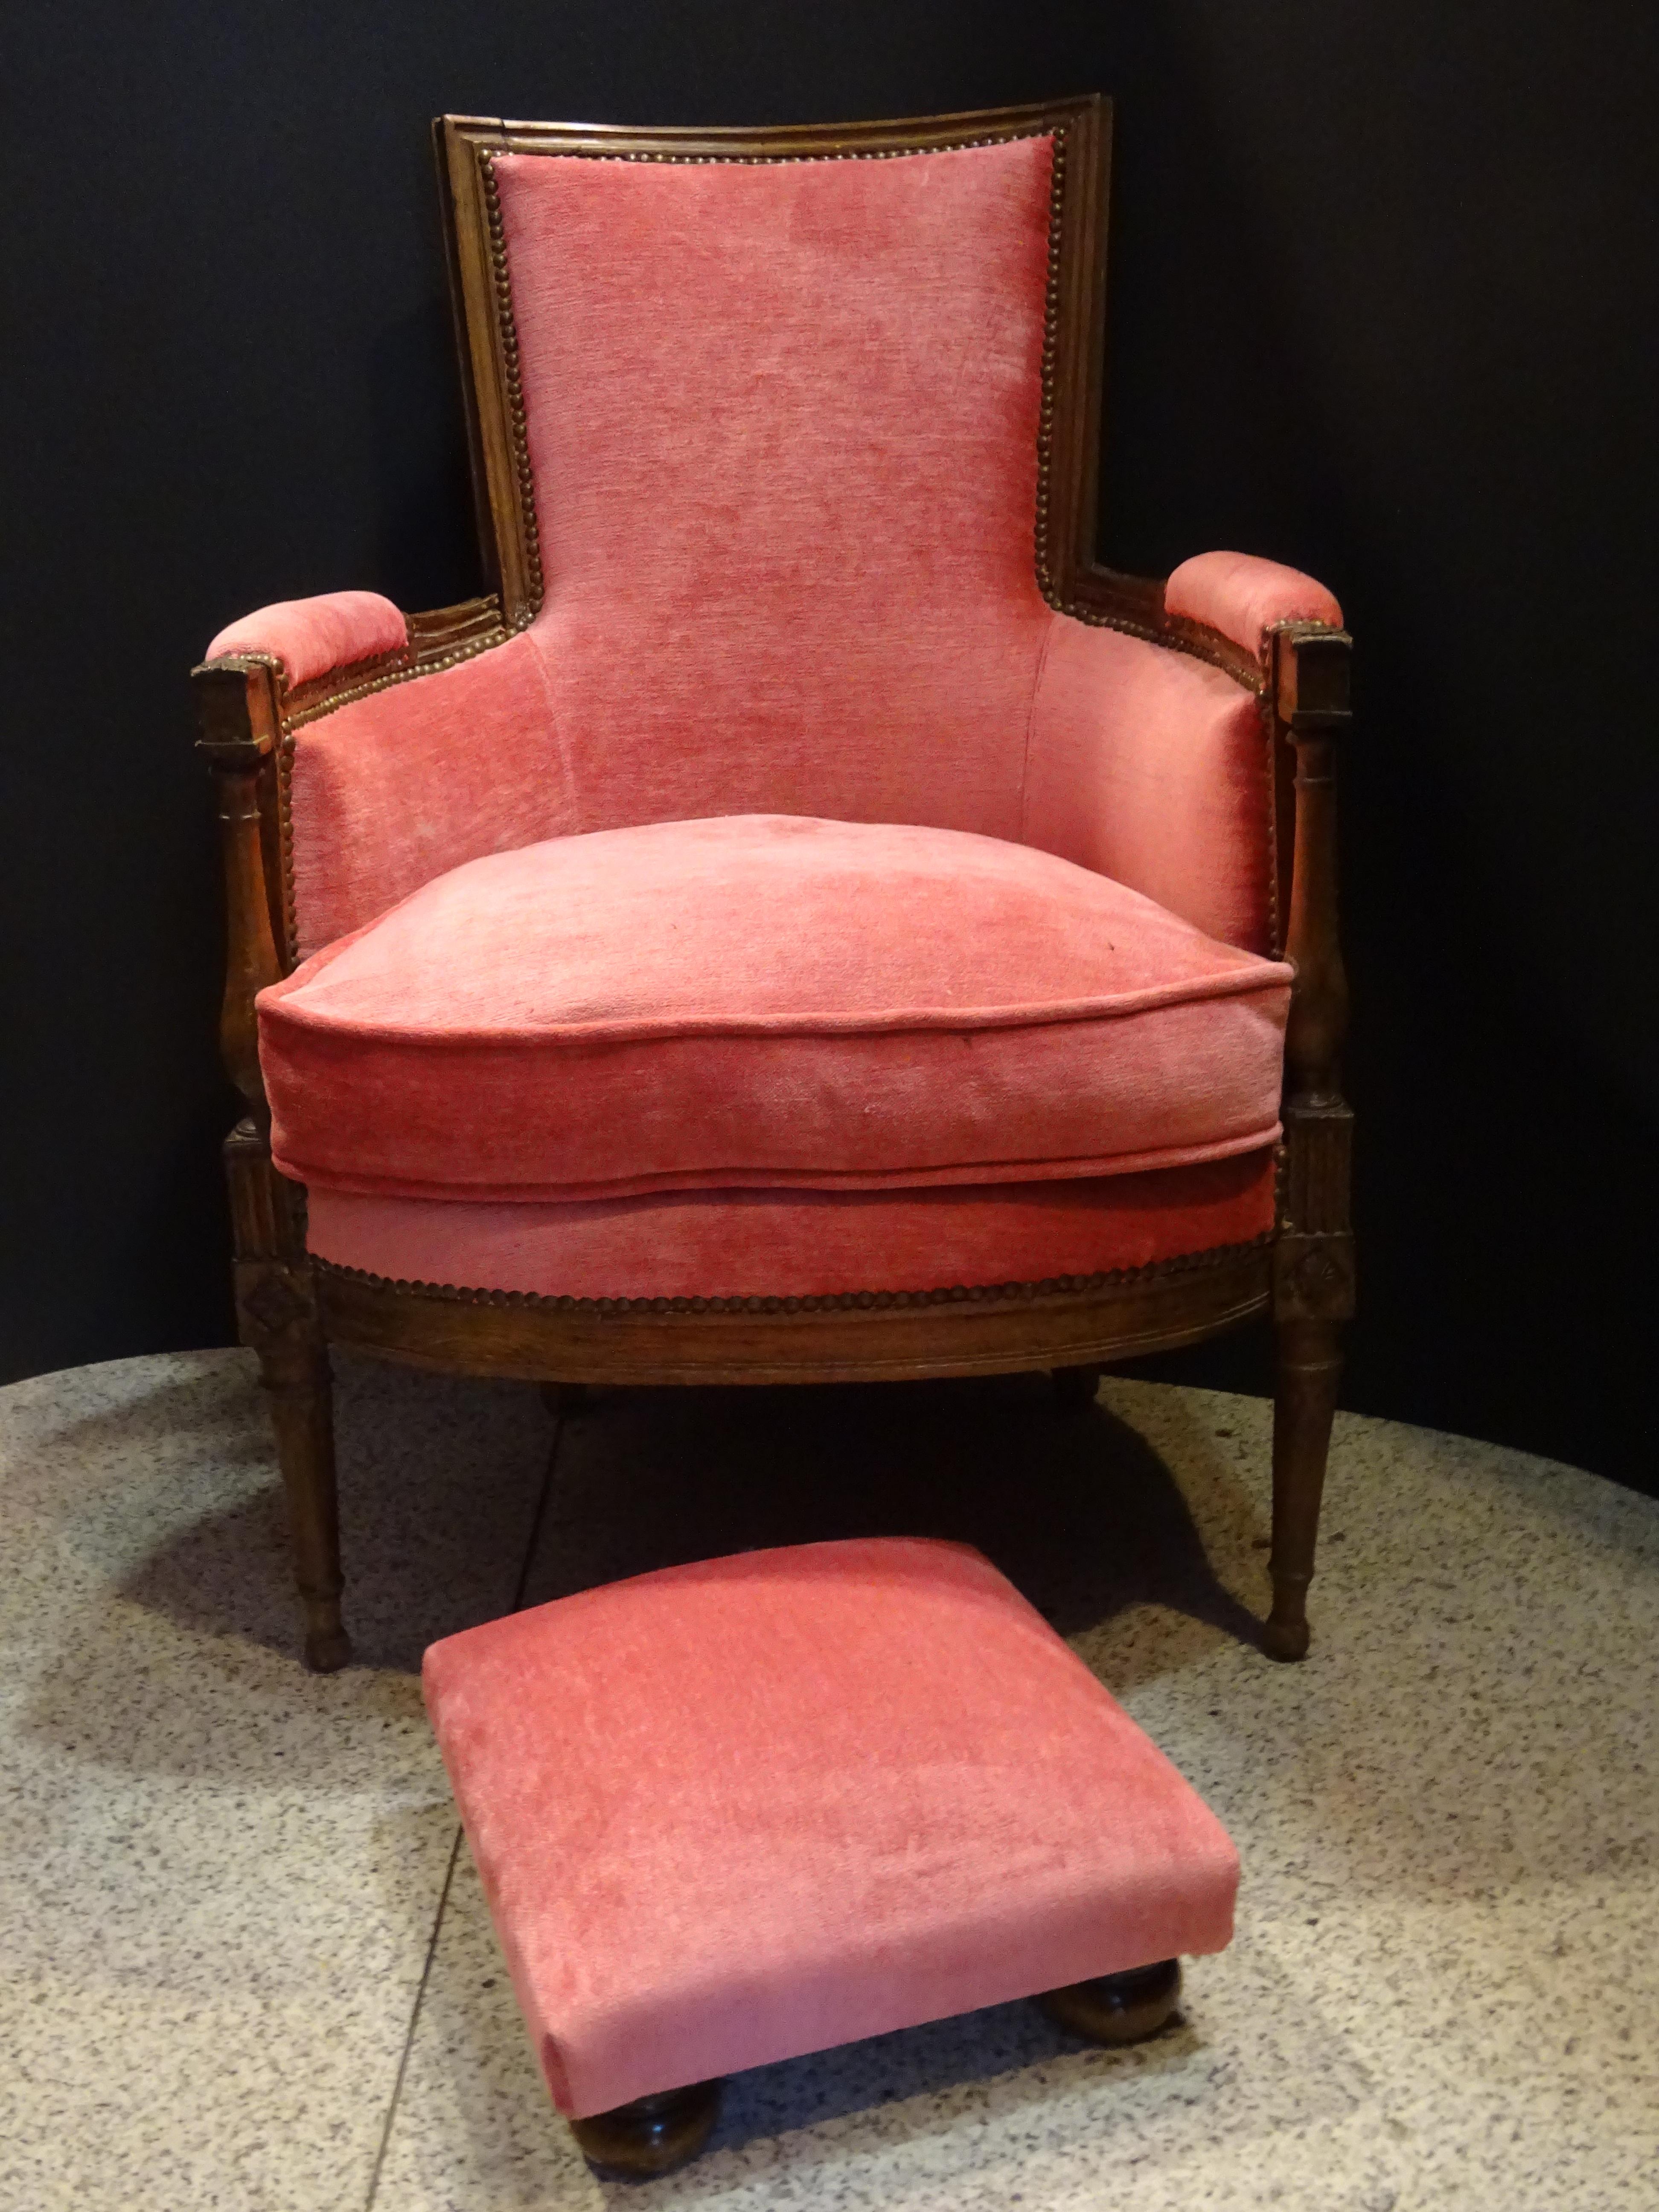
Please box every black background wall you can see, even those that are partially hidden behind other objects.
[3,3,1654,1490]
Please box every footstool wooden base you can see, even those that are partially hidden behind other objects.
[573,1953,1182,2179]
[1039,1955,1182,2044]
[424,1539,1237,2177]
[568,2077,724,2179]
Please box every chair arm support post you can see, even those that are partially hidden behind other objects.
[1271,622,1355,1318]
[1276,623,1352,1110]
[194,657,285,1124]
[1266,623,1353,1659]
[1283,730,1347,1103]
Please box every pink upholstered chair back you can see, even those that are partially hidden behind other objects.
[499,136,1057,841]
[286,106,1266,963]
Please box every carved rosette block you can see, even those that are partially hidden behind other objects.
[1272,1232,1356,1324]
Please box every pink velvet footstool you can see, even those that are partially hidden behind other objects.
[423,1537,1239,2178]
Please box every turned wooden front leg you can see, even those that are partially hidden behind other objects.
[198,655,348,1672]
[228,1126,351,1672]
[259,1337,349,1673]
[1267,1317,1344,1660]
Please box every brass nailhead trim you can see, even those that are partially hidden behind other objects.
[501,131,1054,167]
[1028,122,1144,647]
[276,733,297,960]
[1033,128,1066,600]
[315,1233,1270,1316]
[1261,682,1283,959]
[480,154,546,621]
[280,624,507,731]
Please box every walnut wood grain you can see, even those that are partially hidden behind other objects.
[1038,1957,1182,2044]
[1265,621,1356,1658]
[222,1121,350,1672]
[195,658,283,1110]
[315,1245,1272,1388]
[569,2080,722,2179]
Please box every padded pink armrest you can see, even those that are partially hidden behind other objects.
[204,591,408,686]
[1165,551,1342,658]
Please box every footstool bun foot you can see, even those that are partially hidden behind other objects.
[1038,1957,1181,2045]
[570,2078,723,2178]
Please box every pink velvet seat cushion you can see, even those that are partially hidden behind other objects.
[259,814,1292,1202]
[423,1537,1240,2118]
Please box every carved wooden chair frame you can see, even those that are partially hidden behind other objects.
[194,96,1353,1674]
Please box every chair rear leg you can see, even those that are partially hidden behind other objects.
[1266,1317,1343,1661]
[259,1339,349,1672]
[1051,1363,1101,1413]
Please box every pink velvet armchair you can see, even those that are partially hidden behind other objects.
[194,97,1353,1674]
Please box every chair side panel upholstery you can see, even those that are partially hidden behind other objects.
[1023,616,1276,955]
[286,630,573,958]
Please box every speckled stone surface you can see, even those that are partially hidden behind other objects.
[2,1356,1654,2210]
[0,1349,549,2212]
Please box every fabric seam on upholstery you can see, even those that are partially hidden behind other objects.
[313,1229,1271,1314]
[1019,608,1059,846]
[266,959,1294,1046]
[524,624,578,832]
[277,1126,1283,1205]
